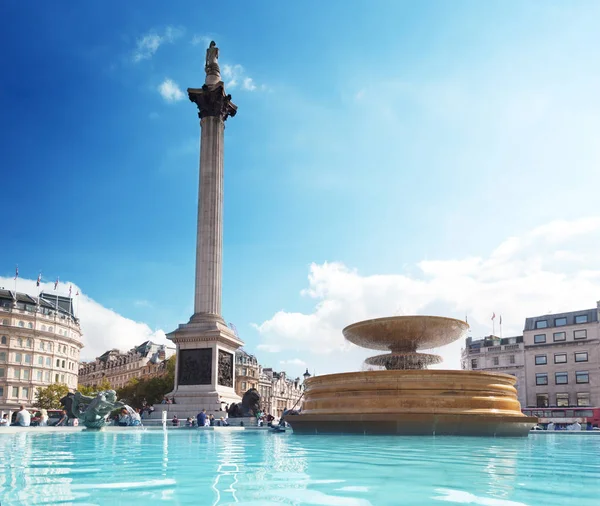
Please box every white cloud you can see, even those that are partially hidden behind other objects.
[133,26,184,62]
[221,64,262,91]
[279,358,307,367]
[254,216,600,373]
[0,276,170,361]
[191,34,211,47]
[158,79,185,102]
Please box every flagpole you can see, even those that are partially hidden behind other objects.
[13,265,18,295]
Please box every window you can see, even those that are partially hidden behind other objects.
[575,409,593,417]
[15,353,22,362]
[554,353,567,364]
[576,371,589,384]
[14,369,20,379]
[554,317,567,327]
[61,360,65,368]
[22,387,29,399]
[492,357,499,366]
[12,387,18,397]
[56,359,60,367]
[45,357,51,367]
[55,374,59,382]
[575,314,588,324]
[41,325,47,332]
[18,321,24,328]
[536,394,549,407]
[553,332,566,342]
[575,352,588,363]
[0,367,4,377]
[509,355,515,364]
[534,334,546,344]
[577,393,591,407]
[0,387,3,397]
[48,327,53,333]
[17,338,23,347]
[1,336,6,344]
[23,370,30,380]
[556,393,569,407]
[471,359,477,369]
[45,371,50,381]
[574,329,587,340]
[1,319,7,325]
[0,352,5,361]
[60,374,64,382]
[24,354,31,364]
[555,372,568,385]
[39,341,45,351]
[535,320,548,329]
[26,338,32,347]
[37,370,42,381]
[27,323,33,329]
[535,355,547,365]
[536,373,548,385]
[37,356,43,365]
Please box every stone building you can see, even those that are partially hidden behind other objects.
[0,289,83,411]
[461,301,600,410]
[234,349,259,397]
[523,304,599,409]
[461,335,526,406]
[78,341,175,390]
[263,368,304,418]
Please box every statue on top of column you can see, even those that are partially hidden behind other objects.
[205,41,221,83]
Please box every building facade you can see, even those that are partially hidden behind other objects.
[234,349,259,397]
[461,335,526,407]
[0,290,83,411]
[263,368,304,418]
[461,302,600,411]
[523,305,599,409]
[78,341,175,390]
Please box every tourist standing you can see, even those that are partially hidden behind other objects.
[39,409,49,427]
[55,410,68,426]
[197,409,207,427]
[15,405,31,427]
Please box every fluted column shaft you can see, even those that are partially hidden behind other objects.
[194,116,224,316]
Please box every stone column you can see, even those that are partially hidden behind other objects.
[187,83,237,324]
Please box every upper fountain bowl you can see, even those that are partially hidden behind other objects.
[343,316,469,352]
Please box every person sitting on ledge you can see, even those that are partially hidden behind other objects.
[219,417,229,426]
[13,405,31,427]
[172,415,180,427]
[0,414,9,426]
[185,417,193,427]
[118,408,132,427]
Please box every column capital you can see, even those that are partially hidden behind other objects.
[188,82,237,121]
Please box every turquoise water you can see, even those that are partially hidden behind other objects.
[0,431,599,505]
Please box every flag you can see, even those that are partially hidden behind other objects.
[36,273,41,287]
[76,290,79,296]
[54,277,59,290]
[491,312,496,321]
[465,315,468,324]
[14,266,18,280]
[499,315,502,325]
[69,285,72,297]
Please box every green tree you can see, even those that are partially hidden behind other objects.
[35,383,69,410]
[77,378,112,396]
[116,357,176,408]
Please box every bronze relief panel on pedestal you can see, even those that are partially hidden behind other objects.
[178,349,212,385]
[218,349,233,387]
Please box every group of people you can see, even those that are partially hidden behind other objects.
[0,406,71,427]
[170,409,230,428]
[116,406,143,427]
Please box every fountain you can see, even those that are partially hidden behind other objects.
[287,316,537,436]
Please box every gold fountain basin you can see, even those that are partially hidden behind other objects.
[288,370,537,436]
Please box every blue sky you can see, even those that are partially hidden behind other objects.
[2,1,600,375]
